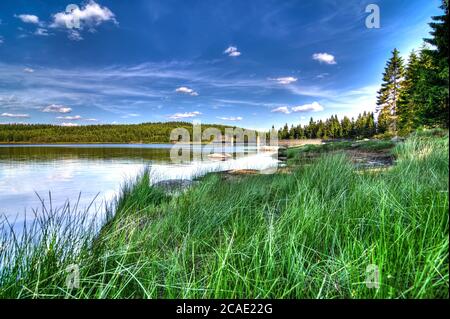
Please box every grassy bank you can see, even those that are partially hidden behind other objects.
[0,130,448,298]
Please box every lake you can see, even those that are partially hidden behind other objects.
[0,144,279,226]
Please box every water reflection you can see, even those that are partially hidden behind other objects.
[0,144,278,224]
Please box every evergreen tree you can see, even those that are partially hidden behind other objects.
[341,116,352,138]
[367,112,376,137]
[316,120,325,138]
[297,125,305,139]
[275,114,378,141]
[305,117,315,138]
[280,123,289,139]
[376,48,405,134]
[397,51,421,134]
[425,0,449,64]
[422,0,449,127]
[289,125,296,139]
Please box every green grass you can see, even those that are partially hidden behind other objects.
[287,139,395,159]
[0,132,448,298]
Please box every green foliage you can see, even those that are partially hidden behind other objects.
[287,139,395,161]
[421,0,449,128]
[278,113,376,140]
[389,1,449,134]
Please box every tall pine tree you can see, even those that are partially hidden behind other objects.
[376,48,405,134]
[397,51,421,134]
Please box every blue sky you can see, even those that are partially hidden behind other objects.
[0,0,442,130]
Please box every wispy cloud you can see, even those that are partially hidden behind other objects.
[60,122,79,127]
[0,60,333,121]
[169,111,201,119]
[271,106,291,114]
[56,115,82,120]
[271,102,324,114]
[312,53,337,65]
[217,116,243,121]
[34,28,49,36]
[175,86,199,96]
[291,101,324,112]
[1,112,30,118]
[120,113,141,119]
[15,14,40,24]
[224,46,241,57]
[68,30,83,41]
[42,104,72,113]
[270,77,297,85]
[23,67,35,73]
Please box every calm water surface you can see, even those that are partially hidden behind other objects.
[0,144,278,224]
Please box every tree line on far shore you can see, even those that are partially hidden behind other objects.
[278,1,448,140]
[0,122,237,144]
[277,112,376,140]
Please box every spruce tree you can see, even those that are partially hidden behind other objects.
[425,0,449,64]
[376,48,405,134]
[422,0,449,127]
[341,116,352,138]
[397,51,421,134]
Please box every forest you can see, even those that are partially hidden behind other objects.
[278,112,376,140]
[0,122,237,143]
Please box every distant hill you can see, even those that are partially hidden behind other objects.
[0,122,244,144]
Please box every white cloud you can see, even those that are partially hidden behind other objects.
[34,28,49,36]
[169,111,201,120]
[23,67,35,73]
[56,115,82,120]
[15,14,40,24]
[0,36,3,45]
[85,118,98,122]
[42,104,72,113]
[61,122,79,127]
[50,0,116,40]
[68,30,83,41]
[316,73,329,79]
[1,112,30,118]
[270,77,297,85]
[224,46,241,57]
[175,86,199,96]
[291,102,324,112]
[271,106,291,114]
[312,53,337,65]
[217,116,243,121]
[271,102,324,114]
[121,113,140,118]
